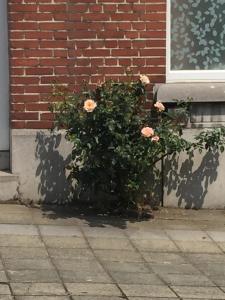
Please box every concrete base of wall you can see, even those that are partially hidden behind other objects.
[163,129,225,209]
[0,171,19,202]
[11,129,73,204]
[9,129,225,208]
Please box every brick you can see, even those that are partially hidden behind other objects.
[26,121,53,129]
[11,112,39,120]
[26,103,50,111]
[26,68,53,75]
[11,121,26,129]
[40,113,54,121]
[9,0,166,129]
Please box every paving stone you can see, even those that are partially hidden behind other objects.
[207,231,225,242]
[58,269,112,283]
[32,211,79,226]
[72,297,123,300]
[166,230,211,241]
[209,276,225,286]
[94,250,143,262]
[0,213,33,225]
[0,247,48,259]
[103,261,149,273]
[214,242,225,252]
[0,261,5,271]
[171,286,225,299]
[111,271,164,285]
[11,283,66,295]
[5,259,54,271]
[0,284,11,295]
[65,283,122,296]
[160,274,215,286]
[0,296,13,300]
[15,297,70,300]
[127,298,178,300]
[0,236,44,248]
[119,284,176,298]
[7,270,60,283]
[39,226,82,237]
[131,239,179,252]
[197,263,225,276]
[0,205,30,214]
[88,238,133,250]
[150,263,200,275]
[0,271,8,282]
[185,253,225,264]
[174,241,222,253]
[43,237,88,249]
[53,259,104,272]
[141,252,187,264]
[81,227,126,239]
[0,225,38,236]
[48,248,94,260]
[128,229,170,240]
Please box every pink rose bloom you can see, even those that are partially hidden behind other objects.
[84,99,97,112]
[151,135,160,142]
[141,127,154,138]
[139,75,150,85]
[154,101,165,112]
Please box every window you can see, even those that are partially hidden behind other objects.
[166,0,225,82]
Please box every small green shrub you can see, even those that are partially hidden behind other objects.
[50,76,225,213]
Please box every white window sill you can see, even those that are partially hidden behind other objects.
[155,83,225,103]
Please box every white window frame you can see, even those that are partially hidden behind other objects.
[166,0,225,83]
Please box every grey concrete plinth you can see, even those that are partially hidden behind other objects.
[8,128,225,208]
[11,129,73,204]
[163,128,225,209]
[0,171,19,202]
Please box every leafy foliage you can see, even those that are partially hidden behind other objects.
[50,78,225,212]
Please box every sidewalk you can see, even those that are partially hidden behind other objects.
[0,204,224,299]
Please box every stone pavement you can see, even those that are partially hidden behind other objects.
[0,205,224,299]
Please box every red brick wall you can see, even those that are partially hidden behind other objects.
[9,0,166,129]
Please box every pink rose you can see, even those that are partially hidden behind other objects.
[84,99,97,112]
[154,101,165,112]
[151,135,160,142]
[139,75,150,85]
[141,127,154,138]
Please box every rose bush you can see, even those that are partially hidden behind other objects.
[51,76,225,213]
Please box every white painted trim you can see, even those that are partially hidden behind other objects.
[0,0,9,151]
[166,0,225,83]
[166,0,171,83]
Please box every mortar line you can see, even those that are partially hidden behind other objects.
[175,251,225,295]
[35,224,74,300]
[78,225,129,300]
[0,271,15,299]
[204,229,225,254]
[0,242,15,299]
[122,230,182,299]
[165,230,225,293]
